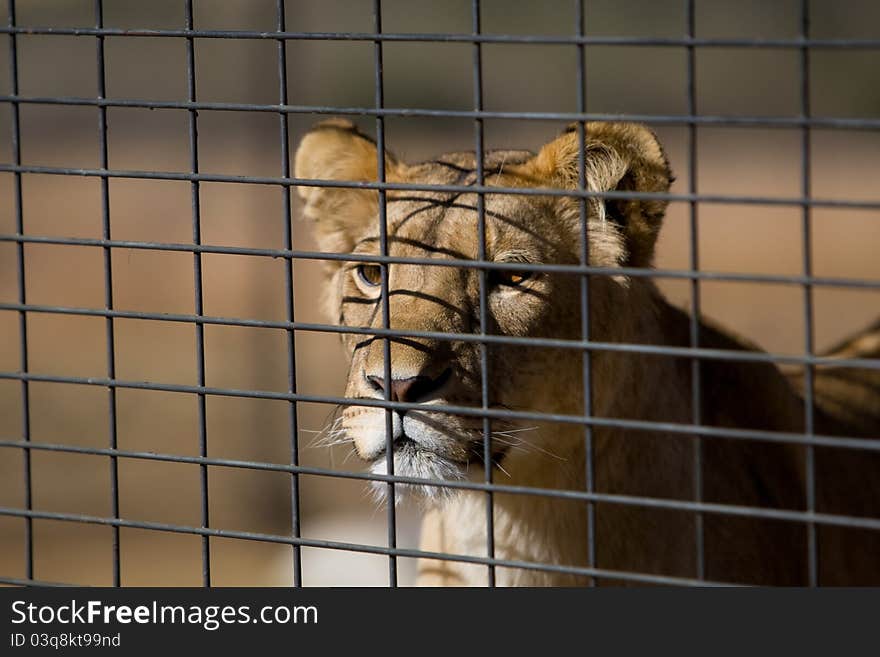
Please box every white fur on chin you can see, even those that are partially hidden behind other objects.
[368,444,466,506]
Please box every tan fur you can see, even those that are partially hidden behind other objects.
[295,120,880,586]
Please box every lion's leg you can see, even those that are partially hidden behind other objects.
[416,507,464,586]
[416,505,494,586]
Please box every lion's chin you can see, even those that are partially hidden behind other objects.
[368,442,466,505]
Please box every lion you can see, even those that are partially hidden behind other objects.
[294,119,880,586]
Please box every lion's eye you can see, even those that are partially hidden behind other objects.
[490,270,533,288]
[355,264,383,288]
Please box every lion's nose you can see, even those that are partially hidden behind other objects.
[367,368,451,405]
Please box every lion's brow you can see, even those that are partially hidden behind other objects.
[390,193,556,248]
[427,159,474,176]
[352,235,471,261]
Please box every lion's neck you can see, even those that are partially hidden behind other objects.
[418,284,813,586]
[419,286,701,586]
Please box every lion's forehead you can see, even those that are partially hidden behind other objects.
[382,203,524,264]
[357,149,575,267]
[382,192,559,264]
[406,149,535,178]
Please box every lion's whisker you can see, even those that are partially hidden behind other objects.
[309,416,352,449]
[493,459,512,478]
[341,446,359,465]
[492,426,539,435]
[491,431,567,462]
[486,435,532,454]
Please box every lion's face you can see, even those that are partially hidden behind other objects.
[336,177,596,491]
[294,120,671,498]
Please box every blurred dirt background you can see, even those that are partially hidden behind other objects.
[0,0,878,586]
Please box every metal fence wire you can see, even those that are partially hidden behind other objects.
[0,0,879,587]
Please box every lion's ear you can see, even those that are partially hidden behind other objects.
[513,122,673,267]
[294,119,404,254]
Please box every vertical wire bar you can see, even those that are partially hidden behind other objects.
[184,0,211,587]
[685,0,705,581]
[799,0,818,587]
[372,0,397,587]
[94,0,121,587]
[6,0,33,582]
[276,0,302,588]
[575,0,597,586]
[471,0,495,588]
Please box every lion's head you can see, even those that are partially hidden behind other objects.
[294,120,672,499]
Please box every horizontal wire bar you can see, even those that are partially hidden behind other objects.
[2,233,880,291]
[0,505,738,586]
[3,301,880,372]
[0,575,76,587]
[0,25,878,49]
[0,163,879,210]
[1,437,879,530]
[1,370,878,452]
[3,94,880,131]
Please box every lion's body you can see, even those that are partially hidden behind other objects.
[421,302,880,586]
[295,120,880,586]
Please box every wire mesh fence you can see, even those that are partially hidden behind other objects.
[0,0,878,587]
